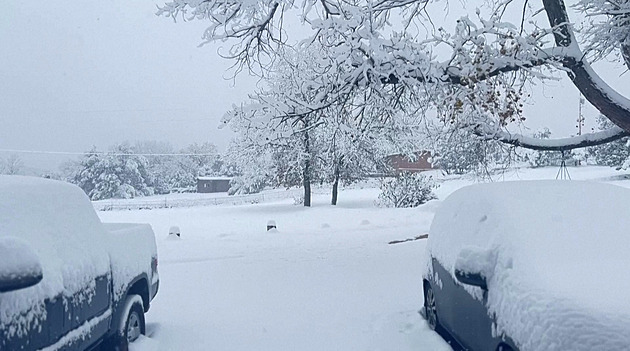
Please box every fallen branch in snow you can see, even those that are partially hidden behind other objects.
[388,234,429,245]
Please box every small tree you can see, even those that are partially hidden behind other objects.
[376,173,437,208]
[221,47,332,206]
[1,154,24,175]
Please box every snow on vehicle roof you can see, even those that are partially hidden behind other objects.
[427,180,630,350]
[0,176,109,337]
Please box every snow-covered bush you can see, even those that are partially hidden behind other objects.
[376,173,437,208]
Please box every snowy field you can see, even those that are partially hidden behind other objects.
[97,166,630,351]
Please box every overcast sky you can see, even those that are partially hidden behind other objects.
[1,0,628,173]
[1,0,257,171]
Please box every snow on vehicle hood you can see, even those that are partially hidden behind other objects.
[427,180,630,351]
[0,176,110,337]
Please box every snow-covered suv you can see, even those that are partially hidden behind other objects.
[423,181,630,350]
[0,176,159,350]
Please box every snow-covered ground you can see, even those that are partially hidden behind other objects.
[97,166,630,351]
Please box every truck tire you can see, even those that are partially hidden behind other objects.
[122,295,145,346]
[102,294,145,351]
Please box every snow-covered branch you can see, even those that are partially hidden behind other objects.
[544,0,630,132]
[479,126,630,151]
[161,0,630,156]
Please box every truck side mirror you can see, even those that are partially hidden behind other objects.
[454,269,488,290]
[453,245,496,291]
[0,237,43,293]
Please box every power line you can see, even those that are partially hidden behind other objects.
[0,148,217,157]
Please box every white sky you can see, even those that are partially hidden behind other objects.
[1,0,628,172]
[0,0,257,171]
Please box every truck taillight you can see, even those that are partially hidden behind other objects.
[152,256,158,271]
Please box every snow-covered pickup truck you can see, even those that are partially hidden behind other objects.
[0,176,159,350]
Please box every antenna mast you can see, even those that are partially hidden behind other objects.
[577,95,585,136]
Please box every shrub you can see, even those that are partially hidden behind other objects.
[376,173,437,208]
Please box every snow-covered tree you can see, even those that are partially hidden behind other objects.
[321,104,422,204]
[159,0,630,152]
[133,141,179,194]
[0,154,24,175]
[221,47,337,206]
[181,142,222,176]
[132,141,222,194]
[430,126,514,176]
[222,45,416,205]
[589,115,630,168]
[70,144,154,200]
[223,102,323,205]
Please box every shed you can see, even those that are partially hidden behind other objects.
[197,177,232,193]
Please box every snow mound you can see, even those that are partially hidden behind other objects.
[168,226,181,237]
[427,180,630,351]
[166,234,182,241]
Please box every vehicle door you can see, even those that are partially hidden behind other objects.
[448,283,496,351]
[432,257,496,350]
[65,264,112,350]
[430,258,459,333]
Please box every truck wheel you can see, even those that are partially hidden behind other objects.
[123,295,146,345]
[100,295,146,351]
[424,283,439,330]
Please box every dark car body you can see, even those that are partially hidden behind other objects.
[423,257,518,351]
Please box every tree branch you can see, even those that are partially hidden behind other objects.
[379,48,563,86]
[478,126,629,151]
[543,0,630,133]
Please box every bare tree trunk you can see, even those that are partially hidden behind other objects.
[331,166,339,206]
[303,168,311,207]
[303,126,312,207]
[303,160,311,207]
